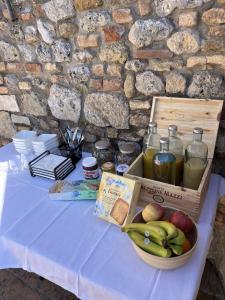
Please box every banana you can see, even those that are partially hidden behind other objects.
[128,231,172,258]
[169,244,183,256]
[168,228,186,245]
[147,221,178,240]
[122,223,167,241]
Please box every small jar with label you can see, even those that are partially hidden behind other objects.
[117,143,136,166]
[82,157,99,179]
[93,140,114,166]
[101,162,115,174]
[116,164,129,176]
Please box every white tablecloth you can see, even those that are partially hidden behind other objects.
[0,144,224,300]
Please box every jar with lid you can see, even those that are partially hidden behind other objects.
[93,140,114,167]
[101,162,115,174]
[117,143,136,166]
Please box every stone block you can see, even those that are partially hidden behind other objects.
[103,79,122,91]
[89,78,102,90]
[208,25,225,37]
[0,62,6,72]
[43,0,75,23]
[20,12,34,22]
[21,92,47,116]
[201,39,225,52]
[0,86,8,94]
[80,11,111,32]
[107,64,122,77]
[129,112,149,128]
[167,30,200,55]
[48,84,81,122]
[99,43,128,64]
[128,18,173,48]
[112,8,133,24]
[74,0,103,10]
[11,114,31,126]
[73,51,93,63]
[44,63,61,73]
[92,64,104,76]
[187,56,206,68]
[135,71,165,96]
[58,23,77,38]
[77,34,99,48]
[124,73,135,98]
[18,81,32,90]
[0,41,19,62]
[165,72,186,94]
[129,100,150,110]
[178,11,198,27]
[138,0,151,16]
[6,63,21,72]
[0,95,19,112]
[37,19,56,45]
[0,112,15,138]
[25,63,42,74]
[133,49,173,59]
[149,59,183,71]
[84,92,129,129]
[102,24,124,43]
[202,8,225,25]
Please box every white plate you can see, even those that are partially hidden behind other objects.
[13,130,37,142]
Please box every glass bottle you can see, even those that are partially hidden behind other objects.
[153,137,176,184]
[168,125,184,186]
[143,122,161,179]
[183,128,208,190]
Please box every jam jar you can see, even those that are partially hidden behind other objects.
[117,143,136,166]
[93,140,114,166]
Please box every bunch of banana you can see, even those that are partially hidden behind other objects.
[122,221,187,258]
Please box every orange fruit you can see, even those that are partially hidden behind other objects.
[182,238,191,253]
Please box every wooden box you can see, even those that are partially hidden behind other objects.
[124,97,223,222]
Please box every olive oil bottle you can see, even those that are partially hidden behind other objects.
[183,128,208,190]
[168,125,184,186]
[153,138,176,184]
[143,122,161,179]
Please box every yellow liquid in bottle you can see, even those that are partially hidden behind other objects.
[183,157,206,190]
[143,148,157,179]
[172,154,184,186]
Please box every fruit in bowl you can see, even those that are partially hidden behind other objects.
[121,204,197,269]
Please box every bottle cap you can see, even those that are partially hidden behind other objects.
[95,140,110,150]
[102,162,115,171]
[168,125,177,132]
[193,127,203,134]
[148,122,157,128]
[116,164,129,175]
[119,143,136,154]
[160,137,169,144]
[82,157,97,168]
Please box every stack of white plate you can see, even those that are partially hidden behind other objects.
[13,131,37,154]
[32,134,59,156]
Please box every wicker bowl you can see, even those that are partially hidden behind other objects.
[131,207,198,270]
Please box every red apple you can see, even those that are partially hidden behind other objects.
[142,203,165,222]
[170,211,194,234]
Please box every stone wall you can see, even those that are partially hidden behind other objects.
[0,0,225,166]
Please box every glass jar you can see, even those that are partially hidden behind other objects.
[101,162,115,174]
[153,137,176,184]
[183,128,208,190]
[93,140,114,167]
[143,122,161,180]
[117,143,136,166]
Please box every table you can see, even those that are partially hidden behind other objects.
[0,143,224,300]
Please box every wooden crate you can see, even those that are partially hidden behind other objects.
[124,97,223,222]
